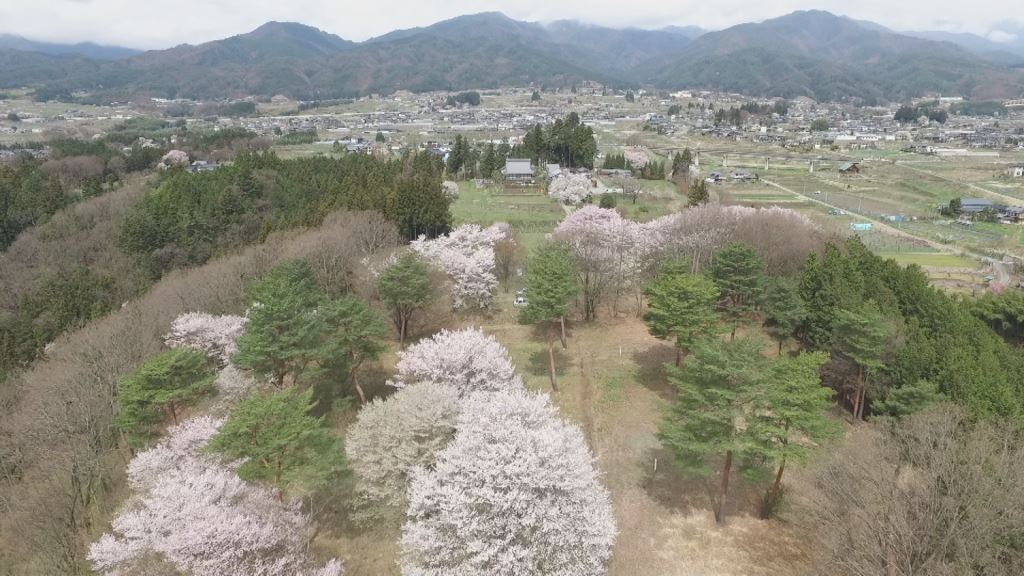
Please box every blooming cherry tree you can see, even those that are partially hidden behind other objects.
[89,417,342,576]
[400,389,616,576]
[554,206,645,320]
[165,312,248,366]
[346,383,461,513]
[548,172,595,205]
[623,147,649,169]
[387,328,523,393]
[410,224,504,309]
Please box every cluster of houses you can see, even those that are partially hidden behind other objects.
[952,197,1024,224]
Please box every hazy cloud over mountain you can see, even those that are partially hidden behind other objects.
[1,0,1020,49]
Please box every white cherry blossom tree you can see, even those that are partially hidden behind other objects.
[548,172,596,205]
[400,389,616,576]
[346,383,461,513]
[89,417,342,576]
[387,328,523,393]
[410,224,505,309]
[164,312,248,366]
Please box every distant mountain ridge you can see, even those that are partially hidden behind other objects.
[0,11,1021,103]
[642,11,1024,101]
[0,34,139,59]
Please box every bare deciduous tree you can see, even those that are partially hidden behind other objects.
[790,405,1024,576]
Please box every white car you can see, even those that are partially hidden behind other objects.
[514,296,528,307]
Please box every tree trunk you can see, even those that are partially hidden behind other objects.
[559,315,567,349]
[351,364,366,404]
[852,365,864,420]
[167,402,178,425]
[761,458,787,519]
[399,316,407,349]
[675,346,681,367]
[857,371,870,420]
[715,450,734,526]
[547,325,559,392]
[777,339,783,356]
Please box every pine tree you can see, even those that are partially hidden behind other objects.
[643,261,720,366]
[233,261,323,388]
[833,304,892,420]
[314,296,388,404]
[208,388,345,498]
[116,348,215,446]
[688,178,709,206]
[659,337,766,525]
[378,252,432,348]
[762,276,806,354]
[480,143,497,178]
[711,243,764,340]
[749,351,837,518]
[520,243,578,390]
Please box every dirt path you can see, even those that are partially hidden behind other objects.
[579,353,596,451]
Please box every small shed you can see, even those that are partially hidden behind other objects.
[546,163,562,178]
[1008,165,1024,178]
[837,161,861,175]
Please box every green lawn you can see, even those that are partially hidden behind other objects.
[885,253,980,269]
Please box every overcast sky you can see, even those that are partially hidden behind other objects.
[1,0,1020,49]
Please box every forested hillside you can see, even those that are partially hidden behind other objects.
[2,11,1020,101]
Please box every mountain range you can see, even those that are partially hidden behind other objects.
[0,34,140,59]
[1,11,1021,103]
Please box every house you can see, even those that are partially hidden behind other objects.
[1008,165,1024,178]
[503,158,534,182]
[837,161,861,175]
[546,163,562,178]
[187,160,218,173]
[960,198,995,214]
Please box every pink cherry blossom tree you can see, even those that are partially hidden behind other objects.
[400,389,616,576]
[387,328,523,393]
[410,224,505,309]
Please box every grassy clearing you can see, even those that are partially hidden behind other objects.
[885,252,980,269]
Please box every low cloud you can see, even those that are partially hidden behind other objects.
[987,30,1018,44]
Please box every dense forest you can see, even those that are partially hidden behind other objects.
[0,148,450,382]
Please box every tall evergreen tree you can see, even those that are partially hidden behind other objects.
[643,261,720,366]
[378,253,433,348]
[233,261,323,388]
[749,351,837,518]
[519,243,578,391]
[314,296,388,404]
[208,388,345,498]
[833,304,892,420]
[116,348,215,446]
[688,178,709,206]
[711,243,764,340]
[660,337,766,525]
[762,276,807,354]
